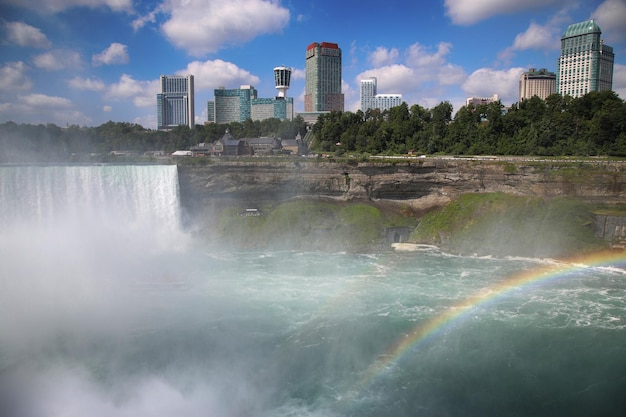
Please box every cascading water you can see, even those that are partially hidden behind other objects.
[0,164,181,234]
[0,165,625,417]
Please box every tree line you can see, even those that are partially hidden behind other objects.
[2,90,625,163]
[311,90,626,157]
[0,117,308,163]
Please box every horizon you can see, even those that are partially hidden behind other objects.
[1,0,625,129]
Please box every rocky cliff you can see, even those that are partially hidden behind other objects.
[177,158,626,217]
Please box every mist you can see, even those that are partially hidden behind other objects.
[2,164,624,417]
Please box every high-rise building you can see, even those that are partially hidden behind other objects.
[304,42,344,112]
[157,75,194,130]
[519,68,556,101]
[360,77,377,112]
[557,19,614,98]
[374,94,403,112]
[214,85,257,124]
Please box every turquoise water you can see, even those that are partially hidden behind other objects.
[0,165,625,416]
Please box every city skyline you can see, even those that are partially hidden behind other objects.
[1,0,625,129]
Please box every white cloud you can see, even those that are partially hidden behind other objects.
[0,61,33,91]
[103,105,112,112]
[2,0,132,13]
[591,0,626,44]
[355,41,468,111]
[132,8,159,32]
[160,0,290,56]
[462,67,526,104]
[368,47,399,67]
[512,21,559,51]
[444,0,570,25]
[92,43,129,66]
[67,76,105,91]
[18,93,72,108]
[497,10,570,65]
[358,65,416,94]
[106,74,158,108]
[405,42,452,68]
[179,59,260,90]
[3,21,51,48]
[33,49,82,71]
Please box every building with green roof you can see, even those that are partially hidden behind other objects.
[557,19,614,98]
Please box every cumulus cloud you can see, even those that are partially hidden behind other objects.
[368,46,399,67]
[106,74,158,107]
[0,61,33,91]
[160,0,290,56]
[67,76,105,91]
[2,0,133,13]
[33,49,82,71]
[355,41,467,111]
[92,43,129,66]
[444,0,570,25]
[497,9,570,65]
[179,59,260,90]
[512,21,559,51]
[462,67,526,104]
[406,42,453,69]
[3,21,51,48]
[591,0,626,44]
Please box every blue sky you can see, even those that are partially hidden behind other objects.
[1,0,625,129]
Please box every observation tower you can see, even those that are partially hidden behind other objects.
[273,66,291,98]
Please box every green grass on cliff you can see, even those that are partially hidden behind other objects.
[209,199,412,252]
[410,193,607,258]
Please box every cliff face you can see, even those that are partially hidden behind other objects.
[177,158,626,217]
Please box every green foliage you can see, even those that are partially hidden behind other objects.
[207,200,406,252]
[411,193,606,258]
[309,91,626,157]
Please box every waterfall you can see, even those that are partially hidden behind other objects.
[0,165,181,232]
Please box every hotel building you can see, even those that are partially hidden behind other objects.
[557,19,614,98]
[519,68,556,101]
[304,42,344,113]
[374,94,403,112]
[213,85,257,124]
[157,75,194,130]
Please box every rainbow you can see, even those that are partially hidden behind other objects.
[352,250,626,392]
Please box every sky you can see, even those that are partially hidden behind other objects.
[1,0,626,129]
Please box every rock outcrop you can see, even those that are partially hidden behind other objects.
[178,158,626,218]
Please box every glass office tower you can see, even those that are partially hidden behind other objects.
[557,20,614,98]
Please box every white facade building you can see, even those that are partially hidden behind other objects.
[360,77,377,112]
[374,94,403,111]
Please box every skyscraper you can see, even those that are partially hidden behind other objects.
[157,75,194,130]
[557,19,614,98]
[519,68,556,101]
[304,42,344,112]
[360,77,377,112]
